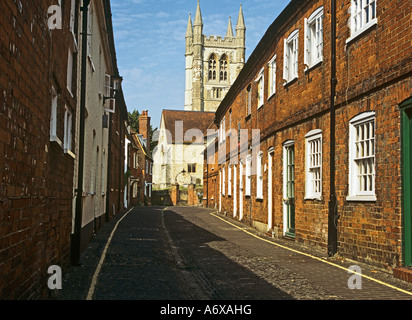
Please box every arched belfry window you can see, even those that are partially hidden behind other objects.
[209,54,217,81]
[220,54,228,82]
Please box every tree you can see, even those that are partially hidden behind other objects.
[128,110,140,133]
[128,110,157,153]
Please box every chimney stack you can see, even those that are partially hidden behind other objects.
[139,110,151,151]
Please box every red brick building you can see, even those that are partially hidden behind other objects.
[0,0,78,298]
[205,0,412,272]
[126,111,153,207]
[0,0,129,299]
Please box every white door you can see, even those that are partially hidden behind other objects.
[233,165,237,218]
[268,148,274,231]
[219,170,222,212]
[239,161,243,221]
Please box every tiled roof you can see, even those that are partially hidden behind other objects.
[161,110,215,144]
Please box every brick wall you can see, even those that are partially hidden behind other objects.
[208,0,412,269]
[0,0,77,299]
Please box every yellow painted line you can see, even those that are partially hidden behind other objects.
[86,207,135,300]
[210,211,412,296]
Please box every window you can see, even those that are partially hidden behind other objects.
[347,112,376,201]
[213,87,222,99]
[220,55,228,82]
[283,30,299,84]
[64,106,73,153]
[87,3,93,57]
[104,74,116,113]
[256,68,264,109]
[133,153,138,169]
[220,117,226,143]
[50,86,58,140]
[304,7,323,69]
[268,55,276,98]
[67,48,74,95]
[188,163,196,173]
[69,0,76,35]
[349,0,377,41]
[256,152,263,199]
[305,130,322,199]
[209,54,217,81]
[247,84,252,116]
[228,165,232,196]
[245,155,251,196]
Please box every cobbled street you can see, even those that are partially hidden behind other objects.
[58,206,412,301]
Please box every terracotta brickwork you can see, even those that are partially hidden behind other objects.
[0,0,77,298]
[206,0,412,269]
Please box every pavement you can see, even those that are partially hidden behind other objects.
[53,205,412,303]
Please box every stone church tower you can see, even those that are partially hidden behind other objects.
[185,1,246,112]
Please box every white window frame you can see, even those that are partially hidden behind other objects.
[256,152,263,199]
[255,68,264,109]
[347,112,376,201]
[133,153,138,169]
[67,47,74,96]
[87,2,93,58]
[50,86,59,142]
[245,155,251,196]
[247,84,252,116]
[305,129,322,199]
[304,7,324,70]
[64,106,73,154]
[69,0,76,35]
[348,0,377,43]
[283,29,299,84]
[220,117,226,143]
[104,74,116,114]
[268,55,276,98]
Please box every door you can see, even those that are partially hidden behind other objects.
[401,98,412,266]
[239,161,244,221]
[268,148,274,231]
[233,165,237,218]
[219,170,222,212]
[283,142,295,237]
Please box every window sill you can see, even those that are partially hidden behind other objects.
[268,91,276,102]
[50,135,63,149]
[304,196,322,201]
[255,196,263,201]
[283,77,298,87]
[346,195,377,202]
[64,149,76,159]
[346,19,378,45]
[304,60,323,73]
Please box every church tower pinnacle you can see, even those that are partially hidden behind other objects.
[184,1,246,113]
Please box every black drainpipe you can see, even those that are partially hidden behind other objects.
[328,0,338,257]
[71,0,91,266]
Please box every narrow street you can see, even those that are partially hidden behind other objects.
[58,206,412,302]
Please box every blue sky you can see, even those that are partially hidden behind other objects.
[111,0,290,130]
